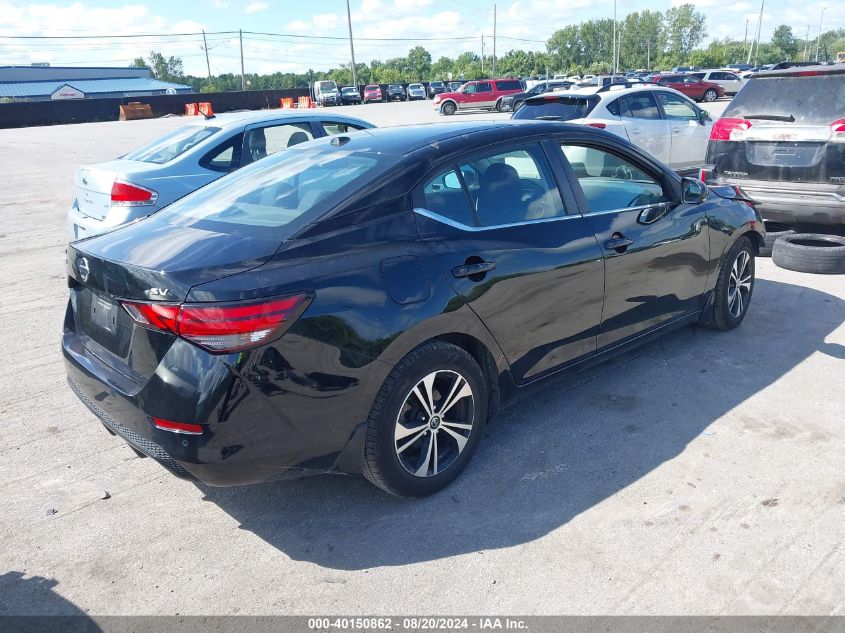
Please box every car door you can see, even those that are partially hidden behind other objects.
[557,139,710,348]
[240,120,317,167]
[657,75,689,97]
[653,90,710,171]
[413,141,605,383]
[611,92,672,164]
[715,71,743,94]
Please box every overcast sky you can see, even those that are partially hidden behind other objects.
[0,0,840,76]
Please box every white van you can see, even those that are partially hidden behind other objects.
[314,80,340,106]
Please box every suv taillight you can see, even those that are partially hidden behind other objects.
[121,293,312,353]
[710,118,752,141]
[831,119,845,142]
[111,179,158,206]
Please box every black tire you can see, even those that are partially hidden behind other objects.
[362,341,488,497]
[703,89,718,102]
[495,99,503,112]
[700,236,755,331]
[772,233,845,274]
[513,99,524,112]
[759,222,795,257]
[441,101,457,116]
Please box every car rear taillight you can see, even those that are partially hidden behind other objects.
[111,179,158,206]
[121,293,312,353]
[830,119,845,142]
[710,118,752,141]
[150,417,203,435]
[585,122,607,129]
[698,166,713,183]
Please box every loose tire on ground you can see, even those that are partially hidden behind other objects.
[700,235,755,331]
[759,222,796,257]
[362,341,488,497]
[772,233,845,274]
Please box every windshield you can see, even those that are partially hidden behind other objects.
[431,81,444,87]
[317,82,337,92]
[154,148,398,238]
[389,84,401,89]
[725,73,845,125]
[123,125,219,164]
[410,84,423,89]
[512,97,597,121]
[342,87,357,93]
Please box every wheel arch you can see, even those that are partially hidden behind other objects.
[440,99,458,113]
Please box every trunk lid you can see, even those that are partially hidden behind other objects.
[75,160,160,219]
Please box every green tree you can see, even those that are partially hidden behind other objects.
[620,10,664,69]
[130,57,147,69]
[663,4,706,65]
[771,25,798,58]
[406,46,432,80]
[144,51,185,83]
[547,24,582,71]
[430,56,454,80]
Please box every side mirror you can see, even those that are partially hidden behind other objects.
[682,177,708,204]
[698,109,710,125]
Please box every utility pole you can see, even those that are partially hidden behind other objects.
[804,24,810,60]
[612,0,617,74]
[743,20,749,58]
[492,4,497,77]
[746,0,763,66]
[239,29,245,91]
[815,6,826,62]
[481,34,485,75]
[647,39,651,70]
[345,0,358,88]
[202,30,212,81]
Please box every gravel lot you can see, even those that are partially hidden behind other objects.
[1,98,843,617]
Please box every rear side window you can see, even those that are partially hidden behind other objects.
[322,121,367,135]
[512,96,597,121]
[724,73,845,125]
[242,123,314,166]
[495,80,522,91]
[616,93,661,120]
[124,125,219,164]
[200,133,243,173]
[421,168,476,226]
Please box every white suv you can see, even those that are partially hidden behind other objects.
[512,83,714,172]
[688,70,744,96]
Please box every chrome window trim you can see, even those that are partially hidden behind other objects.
[413,207,577,232]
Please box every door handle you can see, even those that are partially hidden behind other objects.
[603,235,634,253]
[452,261,496,279]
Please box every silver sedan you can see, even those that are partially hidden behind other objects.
[68,110,374,239]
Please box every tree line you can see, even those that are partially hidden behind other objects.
[131,7,845,92]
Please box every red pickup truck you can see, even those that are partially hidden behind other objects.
[433,78,523,115]
[649,74,725,102]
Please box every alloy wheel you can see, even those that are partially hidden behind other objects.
[728,250,752,318]
[394,370,475,478]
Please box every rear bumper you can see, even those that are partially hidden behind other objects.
[712,179,845,225]
[68,199,157,240]
[62,318,380,486]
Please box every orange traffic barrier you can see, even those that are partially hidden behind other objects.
[280,97,294,109]
[184,103,198,116]
[297,96,314,109]
[198,102,213,116]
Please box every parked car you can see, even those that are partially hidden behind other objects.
[363,84,383,103]
[407,83,426,100]
[428,80,447,98]
[726,63,752,72]
[701,64,845,228]
[313,80,340,106]
[499,79,573,112]
[340,86,362,105]
[648,74,725,102]
[433,78,524,114]
[448,81,464,92]
[688,70,744,95]
[63,120,763,496]
[385,84,406,101]
[68,111,374,239]
[513,83,713,173]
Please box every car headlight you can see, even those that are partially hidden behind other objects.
[433,95,441,103]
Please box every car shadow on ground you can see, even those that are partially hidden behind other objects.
[197,278,844,571]
[0,571,100,629]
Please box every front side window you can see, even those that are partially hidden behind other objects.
[560,144,670,213]
[655,92,698,120]
[242,123,314,166]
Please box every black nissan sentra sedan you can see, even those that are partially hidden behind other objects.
[63,121,764,497]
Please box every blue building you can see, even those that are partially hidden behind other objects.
[0,65,193,101]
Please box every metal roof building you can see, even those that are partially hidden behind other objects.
[0,65,192,101]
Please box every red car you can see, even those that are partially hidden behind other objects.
[363,84,383,103]
[433,78,523,115]
[649,74,725,102]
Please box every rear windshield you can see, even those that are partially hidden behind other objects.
[155,147,398,238]
[123,125,219,164]
[512,96,597,120]
[724,73,845,125]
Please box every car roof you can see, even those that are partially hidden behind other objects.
[286,120,590,157]
[564,83,674,100]
[755,63,845,78]
[190,109,373,129]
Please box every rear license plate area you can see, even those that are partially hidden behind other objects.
[90,294,118,334]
